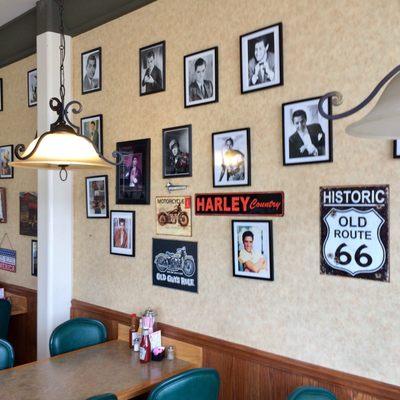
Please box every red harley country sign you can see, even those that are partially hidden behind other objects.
[195,192,284,216]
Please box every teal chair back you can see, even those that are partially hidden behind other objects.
[288,386,337,400]
[86,394,117,400]
[0,299,11,340]
[49,318,107,357]
[0,339,14,370]
[148,368,220,400]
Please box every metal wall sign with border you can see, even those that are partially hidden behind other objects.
[0,248,16,273]
[195,192,284,216]
[320,185,389,282]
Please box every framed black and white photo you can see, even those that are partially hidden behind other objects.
[116,139,151,204]
[110,210,135,257]
[282,96,332,166]
[140,41,165,96]
[162,125,192,178]
[31,240,37,277]
[81,114,103,153]
[85,175,109,218]
[393,140,400,158]
[212,128,250,187]
[0,78,3,111]
[232,220,274,281]
[184,47,218,108]
[27,69,37,107]
[81,47,101,94]
[0,145,13,179]
[240,22,283,94]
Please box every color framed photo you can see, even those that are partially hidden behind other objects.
[232,220,274,281]
[0,78,3,111]
[162,125,192,178]
[116,139,151,204]
[184,46,218,108]
[282,96,332,166]
[110,210,135,257]
[0,145,14,179]
[85,175,109,218]
[140,41,165,96]
[31,240,38,277]
[0,188,6,223]
[81,47,102,94]
[81,114,103,153]
[19,192,37,236]
[393,140,400,158]
[240,22,283,94]
[212,128,251,187]
[27,68,37,107]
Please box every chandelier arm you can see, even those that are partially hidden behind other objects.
[64,100,83,133]
[318,64,400,120]
[77,135,123,166]
[14,132,53,161]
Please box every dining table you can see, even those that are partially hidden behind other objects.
[0,339,195,400]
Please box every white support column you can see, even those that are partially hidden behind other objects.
[36,31,73,359]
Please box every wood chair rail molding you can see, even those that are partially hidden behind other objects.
[71,299,399,400]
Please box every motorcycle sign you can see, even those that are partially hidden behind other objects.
[154,246,196,277]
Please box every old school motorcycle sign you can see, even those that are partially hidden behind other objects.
[156,196,191,237]
[320,185,389,281]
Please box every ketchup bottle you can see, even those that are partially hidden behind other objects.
[139,328,151,363]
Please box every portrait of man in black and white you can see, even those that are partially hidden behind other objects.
[282,97,332,166]
[240,23,283,94]
[140,41,165,96]
[81,48,101,94]
[27,69,37,107]
[0,78,3,111]
[184,47,218,108]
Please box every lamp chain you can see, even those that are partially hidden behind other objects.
[58,0,66,106]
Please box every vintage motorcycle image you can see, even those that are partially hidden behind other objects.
[157,203,189,227]
[154,246,196,277]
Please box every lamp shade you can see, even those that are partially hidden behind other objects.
[10,130,112,169]
[346,73,400,139]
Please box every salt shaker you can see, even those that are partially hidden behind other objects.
[166,345,175,360]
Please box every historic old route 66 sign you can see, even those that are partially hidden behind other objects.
[320,186,389,282]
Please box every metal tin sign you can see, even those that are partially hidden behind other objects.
[195,192,284,216]
[320,185,389,281]
[0,248,16,273]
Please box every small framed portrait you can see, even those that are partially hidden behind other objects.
[110,210,135,257]
[212,128,251,187]
[0,145,14,179]
[240,22,283,94]
[81,47,102,94]
[27,69,37,107]
[116,139,151,205]
[282,96,332,166]
[0,78,3,111]
[140,41,165,96]
[162,125,192,178]
[232,220,274,281]
[31,240,38,277]
[85,175,109,218]
[81,114,103,153]
[20,192,37,236]
[393,140,400,158]
[0,187,6,223]
[184,47,218,108]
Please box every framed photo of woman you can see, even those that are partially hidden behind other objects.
[110,210,135,257]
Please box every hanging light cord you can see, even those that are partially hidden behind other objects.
[58,0,66,108]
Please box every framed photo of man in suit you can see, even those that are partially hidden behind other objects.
[110,210,135,257]
[81,114,103,154]
[139,41,165,96]
[282,96,332,166]
[27,69,37,107]
[184,47,218,108]
[81,47,102,94]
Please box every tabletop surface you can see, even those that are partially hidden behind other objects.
[0,340,193,400]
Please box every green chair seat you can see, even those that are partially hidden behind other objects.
[86,394,117,400]
[288,386,337,400]
[0,339,14,370]
[0,299,11,340]
[49,318,107,357]
[147,368,220,400]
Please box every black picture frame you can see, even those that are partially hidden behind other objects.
[110,210,135,257]
[393,140,400,158]
[282,96,333,166]
[31,240,38,277]
[231,219,274,281]
[184,46,218,108]
[139,41,166,96]
[81,47,102,95]
[0,78,3,111]
[85,175,109,219]
[27,68,37,107]
[240,22,283,94]
[19,192,37,236]
[212,128,251,188]
[116,138,151,205]
[0,145,14,179]
[80,114,103,154]
[162,124,192,178]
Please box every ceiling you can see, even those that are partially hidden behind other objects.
[0,0,37,28]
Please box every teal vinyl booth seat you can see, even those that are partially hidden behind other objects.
[0,299,11,340]
[86,394,117,400]
[147,368,220,400]
[49,318,107,357]
[288,386,337,400]
[0,339,14,370]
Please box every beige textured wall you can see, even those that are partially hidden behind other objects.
[72,0,400,385]
[0,55,37,290]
